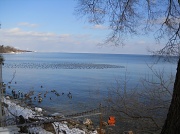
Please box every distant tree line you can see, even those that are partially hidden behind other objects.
[0,45,32,53]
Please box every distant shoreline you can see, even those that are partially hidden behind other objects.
[0,45,33,54]
[0,51,34,54]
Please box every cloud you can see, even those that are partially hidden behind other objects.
[7,27,21,33]
[137,40,146,45]
[84,24,108,30]
[3,28,56,37]
[59,34,70,38]
[92,24,108,30]
[0,27,101,52]
[18,22,39,27]
[0,27,152,54]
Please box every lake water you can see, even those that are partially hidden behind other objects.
[2,52,177,115]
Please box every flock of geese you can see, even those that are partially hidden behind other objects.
[4,81,73,103]
[3,62,124,69]
[2,62,124,103]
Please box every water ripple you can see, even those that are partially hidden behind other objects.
[3,62,125,69]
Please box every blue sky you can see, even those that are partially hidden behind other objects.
[0,0,163,54]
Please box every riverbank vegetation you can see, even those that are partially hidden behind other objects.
[0,45,32,53]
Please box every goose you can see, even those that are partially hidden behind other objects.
[38,97,43,103]
[67,92,72,99]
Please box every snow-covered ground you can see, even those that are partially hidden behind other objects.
[2,96,98,134]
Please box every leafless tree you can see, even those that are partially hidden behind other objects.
[106,66,174,133]
[75,0,180,133]
[75,0,180,49]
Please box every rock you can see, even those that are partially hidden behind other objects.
[50,112,64,118]
[83,118,93,126]
[44,123,56,133]
[62,121,68,124]
[19,115,25,124]
[87,125,94,131]
[96,128,106,134]
[79,125,87,131]
[6,96,10,99]
[18,115,28,133]
[74,124,79,128]
[68,125,74,129]
[34,107,42,113]
[102,121,108,127]
[91,130,98,134]
[82,128,88,133]
[68,119,79,126]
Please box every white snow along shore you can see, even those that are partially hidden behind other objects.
[1,96,98,134]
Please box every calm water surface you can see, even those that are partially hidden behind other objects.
[2,52,177,114]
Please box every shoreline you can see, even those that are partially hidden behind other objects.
[1,95,100,134]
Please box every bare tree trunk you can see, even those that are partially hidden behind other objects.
[161,58,180,134]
